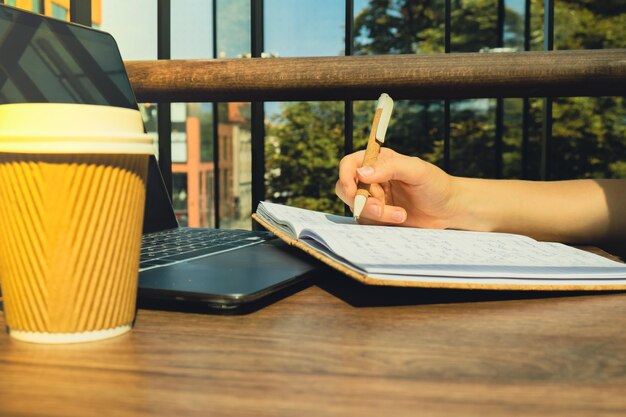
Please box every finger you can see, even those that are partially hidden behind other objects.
[337,150,366,201]
[335,179,354,208]
[355,197,407,225]
[356,148,435,186]
[368,182,387,206]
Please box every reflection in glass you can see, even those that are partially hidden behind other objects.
[0,7,134,108]
[217,103,252,229]
[501,0,526,179]
[169,3,215,228]
[172,173,189,226]
[215,0,252,229]
[504,0,524,51]
[171,103,216,228]
[217,0,250,58]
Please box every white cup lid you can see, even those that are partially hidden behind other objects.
[0,103,155,154]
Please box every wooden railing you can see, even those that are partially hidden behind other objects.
[125,49,626,103]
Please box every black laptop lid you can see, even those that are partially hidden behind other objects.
[0,4,178,234]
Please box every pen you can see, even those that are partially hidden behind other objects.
[353,93,394,220]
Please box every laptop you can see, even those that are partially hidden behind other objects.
[0,4,318,313]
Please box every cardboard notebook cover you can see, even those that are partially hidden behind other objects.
[252,213,626,292]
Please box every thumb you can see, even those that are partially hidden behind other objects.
[356,150,434,186]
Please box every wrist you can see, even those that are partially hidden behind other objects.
[447,176,502,233]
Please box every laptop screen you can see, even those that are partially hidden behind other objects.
[0,4,178,234]
[0,6,135,108]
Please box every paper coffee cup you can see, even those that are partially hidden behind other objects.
[0,103,154,343]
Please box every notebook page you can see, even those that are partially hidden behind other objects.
[257,201,355,237]
[299,224,626,278]
[258,202,626,279]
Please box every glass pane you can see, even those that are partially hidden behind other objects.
[265,0,343,57]
[529,0,544,51]
[170,103,215,228]
[504,0,525,51]
[171,0,213,59]
[499,2,526,179]
[449,0,498,178]
[502,98,523,179]
[170,2,214,227]
[99,0,159,159]
[172,173,189,226]
[215,0,252,229]
[549,2,626,180]
[450,99,496,178]
[353,0,446,179]
[354,0,445,55]
[266,101,345,214]
[264,0,344,213]
[100,0,157,60]
[551,97,626,180]
[217,0,250,58]
[217,103,252,228]
[555,0,626,50]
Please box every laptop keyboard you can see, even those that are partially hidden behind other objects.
[139,228,275,271]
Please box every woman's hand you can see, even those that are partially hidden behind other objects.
[335,148,459,229]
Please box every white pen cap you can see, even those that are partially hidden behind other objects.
[375,93,394,142]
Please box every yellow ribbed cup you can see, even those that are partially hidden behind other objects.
[0,104,153,343]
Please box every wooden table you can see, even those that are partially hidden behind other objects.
[1,271,626,417]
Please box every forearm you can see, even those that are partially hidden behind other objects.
[450,177,626,246]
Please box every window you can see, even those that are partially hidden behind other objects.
[91,0,626,225]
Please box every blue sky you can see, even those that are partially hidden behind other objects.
[102,0,528,61]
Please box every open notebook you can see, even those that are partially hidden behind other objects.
[252,201,626,290]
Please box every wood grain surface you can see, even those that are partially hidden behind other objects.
[125,49,626,103]
[1,271,626,417]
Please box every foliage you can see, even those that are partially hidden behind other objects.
[266,101,347,213]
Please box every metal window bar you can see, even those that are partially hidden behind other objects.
[494,0,505,179]
[157,0,172,198]
[541,0,555,180]
[69,0,91,26]
[522,0,531,179]
[443,0,451,172]
[212,0,220,228]
[344,0,354,216]
[251,0,265,216]
[345,0,354,157]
